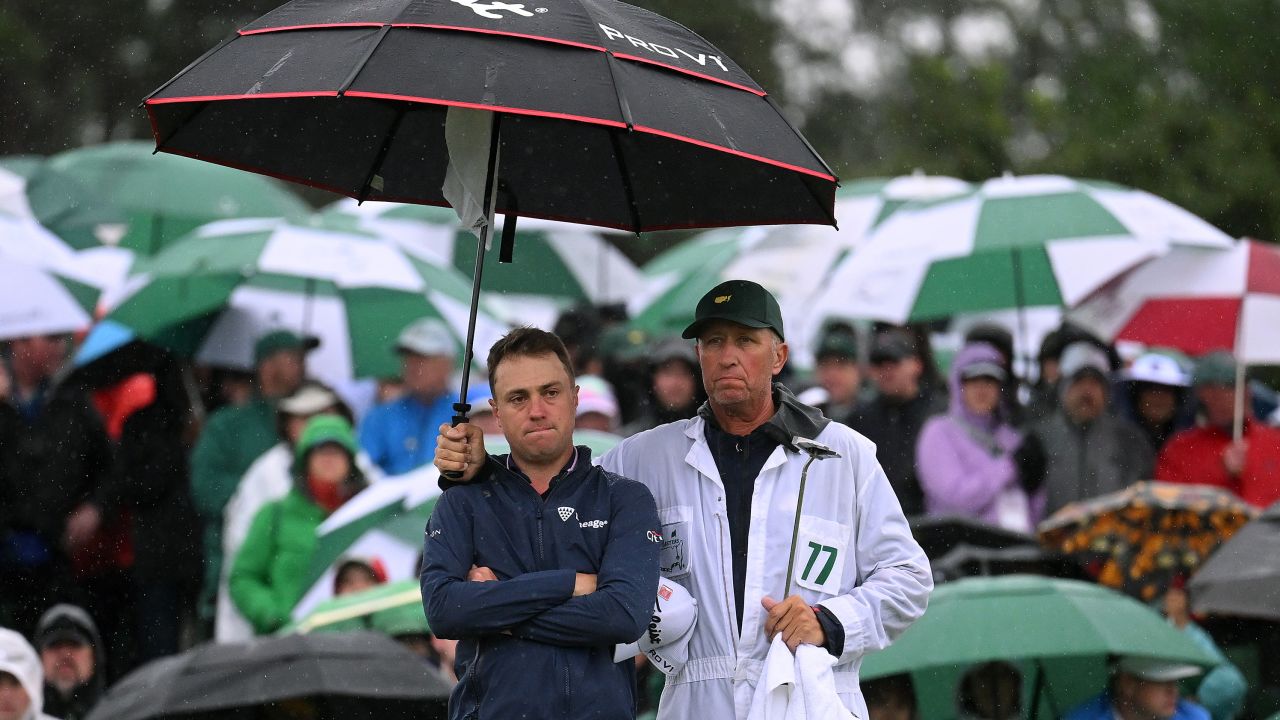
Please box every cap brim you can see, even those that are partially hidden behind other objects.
[681,316,774,340]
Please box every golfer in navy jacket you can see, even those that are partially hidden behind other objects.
[421,327,661,720]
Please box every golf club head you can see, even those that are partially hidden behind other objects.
[792,437,841,460]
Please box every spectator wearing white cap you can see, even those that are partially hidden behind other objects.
[359,318,459,476]
[1018,342,1153,516]
[0,628,57,720]
[1120,351,1195,453]
[1065,656,1209,720]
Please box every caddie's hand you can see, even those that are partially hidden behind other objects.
[468,565,498,582]
[435,423,486,482]
[573,573,598,597]
[762,595,824,653]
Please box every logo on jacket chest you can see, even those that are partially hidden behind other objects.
[557,506,576,522]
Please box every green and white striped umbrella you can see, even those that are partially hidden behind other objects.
[811,174,1234,325]
[47,141,311,255]
[322,199,643,327]
[0,213,104,340]
[627,175,973,366]
[0,158,129,249]
[287,580,427,636]
[94,218,508,387]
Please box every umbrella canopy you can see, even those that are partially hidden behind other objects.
[908,515,1038,560]
[47,141,312,255]
[810,174,1233,326]
[860,575,1218,719]
[1070,239,1280,364]
[1188,501,1280,620]
[628,176,973,363]
[322,198,644,327]
[79,218,508,387]
[1039,481,1256,602]
[288,579,427,635]
[84,631,451,720]
[143,0,835,232]
[0,158,129,249]
[0,259,99,341]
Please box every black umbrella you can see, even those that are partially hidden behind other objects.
[85,632,452,720]
[1189,501,1280,620]
[930,543,1088,584]
[908,515,1037,560]
[144,0,837,427]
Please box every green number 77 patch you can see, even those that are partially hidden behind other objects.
[801,541,839,585]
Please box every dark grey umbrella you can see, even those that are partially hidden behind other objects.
[908,515,1036,560]
[85,632,452,720]
[1189,501,1280,620]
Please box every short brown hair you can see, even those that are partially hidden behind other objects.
[486,327,576,396]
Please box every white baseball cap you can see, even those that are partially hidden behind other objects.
[1114,656,1203,682]
[576,375,619,422]
[1123,352,1190,388]
[614,578,698,676]
[396,318,457,358]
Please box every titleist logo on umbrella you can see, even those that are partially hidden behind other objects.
[449,0,536,19]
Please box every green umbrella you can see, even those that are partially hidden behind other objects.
[47,141,311,254]
[1,157,129,249]
[86,218,508,387]
[860,575,1217,719]
[811,175,1233,327]
[287,580,427,636]
[321,199,643,327]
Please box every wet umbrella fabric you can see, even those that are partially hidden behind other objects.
[287,579,427,635]
[1189,501,1280,620]
[859,575,1217,720]
[1038,481,1256,602]
[908,515,1037,560]
[48,141,311,255]
[84,631,451,720]
[144,0,836,232]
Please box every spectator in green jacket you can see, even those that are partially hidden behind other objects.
[229,415,367,634]
[191,330,317,632]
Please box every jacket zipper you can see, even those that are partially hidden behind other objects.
[715,511,739,657]
[535,504,545,564]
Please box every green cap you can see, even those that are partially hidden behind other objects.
[682,279,785,341]
[254,330,320,364]
[295,415,358,463]
[815,332,858,361]
[1193,350,1238,387]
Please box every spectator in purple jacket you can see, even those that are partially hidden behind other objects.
[915,342,1043,532]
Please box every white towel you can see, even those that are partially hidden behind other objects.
[746,635,860,720]
[442,106,499,241]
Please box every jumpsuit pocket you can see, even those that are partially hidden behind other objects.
[656,506,693,580]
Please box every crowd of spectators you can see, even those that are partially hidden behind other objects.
[2,305,1279,719]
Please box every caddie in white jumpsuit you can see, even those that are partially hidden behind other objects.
[437,279,932,719]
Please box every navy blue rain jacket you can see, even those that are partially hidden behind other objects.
[421,446,661,720]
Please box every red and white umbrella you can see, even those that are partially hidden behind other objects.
[1071,239,1280,363]
[1070,239,1280,438]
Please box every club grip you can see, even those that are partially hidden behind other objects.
[442,403,472,480]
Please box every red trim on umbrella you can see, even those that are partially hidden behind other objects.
[340,91,628,128]
[1246,240,1280,295]
[148,92,341,104]
[609,52,764,96]
[632,125,835,182]
[1117,297,1242,354]
[239,23,386,35]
